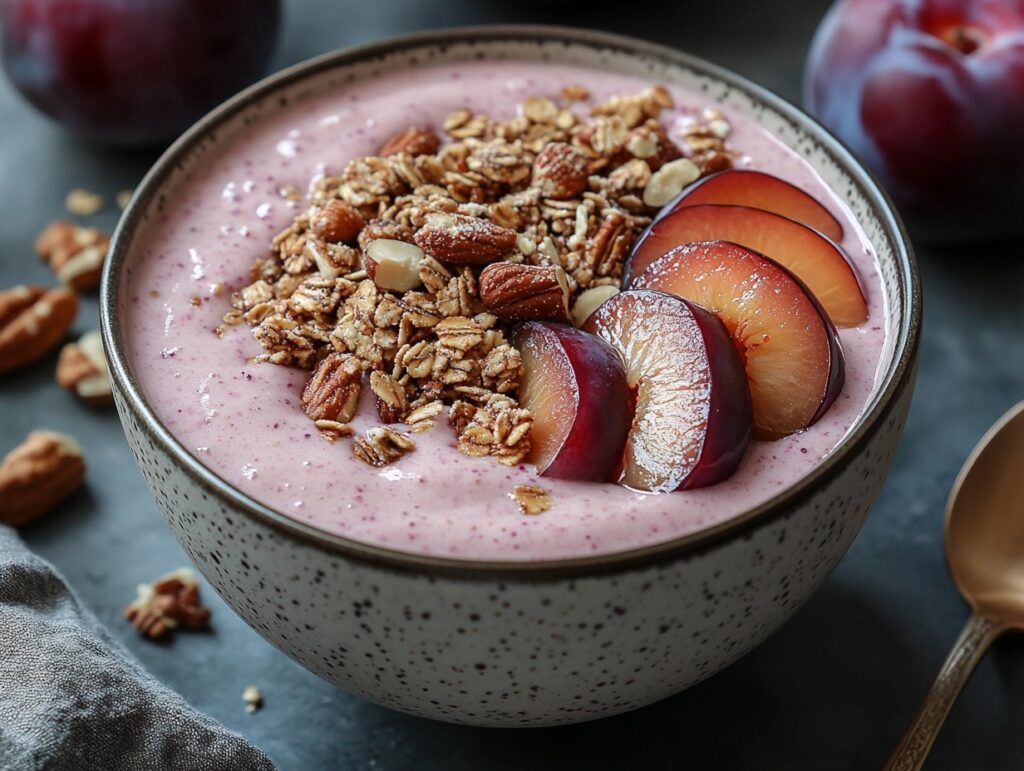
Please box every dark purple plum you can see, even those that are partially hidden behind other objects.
[0,0,281,145]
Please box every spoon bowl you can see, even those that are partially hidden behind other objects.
[947,401,1024,625]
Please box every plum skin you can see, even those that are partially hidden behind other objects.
[0,0,281,145]
[804,0,1024,242]
[512,322,632,483]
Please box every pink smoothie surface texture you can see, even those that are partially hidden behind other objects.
[123,60,888,562]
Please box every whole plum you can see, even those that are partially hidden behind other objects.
[805,0,1024,242]
[1,0,281,145]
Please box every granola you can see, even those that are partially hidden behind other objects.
[226,85,736,467]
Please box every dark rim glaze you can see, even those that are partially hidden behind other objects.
[100,25,921,579]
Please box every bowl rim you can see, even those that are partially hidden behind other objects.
[101,24,921,579]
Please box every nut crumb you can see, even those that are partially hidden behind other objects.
[124,568,210,640]
[512,484,552,515]
[65,188,104,216]
[243,686,263,713]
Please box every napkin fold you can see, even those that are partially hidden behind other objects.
[0,526,275,771]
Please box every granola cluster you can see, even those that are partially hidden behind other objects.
[225,84,735,468]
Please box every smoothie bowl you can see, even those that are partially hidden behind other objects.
[101,26,919,727]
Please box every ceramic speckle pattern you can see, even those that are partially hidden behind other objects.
[113,373,913,726]
[103,28,920,727]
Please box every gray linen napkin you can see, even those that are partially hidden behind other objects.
[0,526,275,771]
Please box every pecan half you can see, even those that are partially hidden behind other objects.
[0,286,78,374]
[56,330,112,406]
[35,221,110,291]
[479,263,571,323]
[302,353,362,423]
[311,200,364,243]
[0,431,85,528]
[413,213,516,265]
[532,142,590,199]
[378,126,441,157]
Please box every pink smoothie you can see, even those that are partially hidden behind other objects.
[122,60,888,562]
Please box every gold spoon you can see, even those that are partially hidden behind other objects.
[885,400,1024,771]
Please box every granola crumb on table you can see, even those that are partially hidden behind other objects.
[224,84,735,483]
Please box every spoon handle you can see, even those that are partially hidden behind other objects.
[884,613,1003,771]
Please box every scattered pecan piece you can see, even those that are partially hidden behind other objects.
[413,213,516,265]
[311,200,364,243]
[35,221,110,291]
[512,484,552,515]
[56,330,112,406]
[352,426,415,466]
[243,686,263,713]
[479,263,571,323]
[587,211,635,277]
[378,126,441,157]
[124,568,211,640]
[0,431,85,528]
[302,353,363,423]
[532,142,590,200]
[0,286,78,374]
[625,121,683,171]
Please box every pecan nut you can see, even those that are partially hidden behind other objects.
[532,142,590,200]
[479,263,571,323]
[0,286,78,374]
[378,126,441,157]
[311,200,365,243]
[0,431,86,528]
[302,353,363,423]
[56,330,112,406]
[125,568,211,639]
[625,121,684,171]
[35,221,110,291]
[413,213,516,265]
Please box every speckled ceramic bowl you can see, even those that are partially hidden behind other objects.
[101,26,920,727]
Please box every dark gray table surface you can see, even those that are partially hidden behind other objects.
[2,1,1023,769]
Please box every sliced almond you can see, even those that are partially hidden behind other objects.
[642,158,701,208]
[571,285,620,327]
[364,239,425,293]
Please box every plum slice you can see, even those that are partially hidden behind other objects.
[512,322,631,482]
[632,240,845,440]
[654,169,845,242]
[623,204,868,327]
[582,290,752,492]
